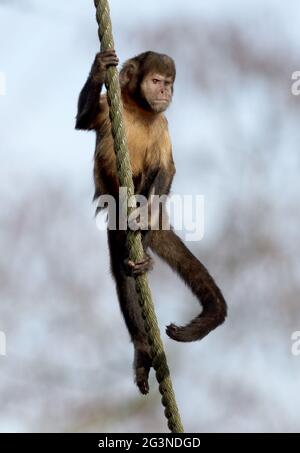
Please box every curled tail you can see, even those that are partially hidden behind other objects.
[149,228,227,342]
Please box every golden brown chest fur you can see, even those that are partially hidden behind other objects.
[93,94,173,197]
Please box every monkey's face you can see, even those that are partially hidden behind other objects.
[140,72,173,113]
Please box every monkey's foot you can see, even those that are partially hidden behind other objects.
[135,367,150,395]
[134,348,152,395]
[124,254,153,276]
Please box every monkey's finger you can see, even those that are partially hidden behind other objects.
[136,255,153,265]
[100,49,117,56]
[132,261,153,275]
[101,55,119,62]
[105,61,119,68]
[131,256,153,274]
[101,55,119,63]
[135,257,152,265]
[96,53,118,66]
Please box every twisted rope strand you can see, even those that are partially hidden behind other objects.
[94,0,184,433]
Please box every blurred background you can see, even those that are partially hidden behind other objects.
[0,0,300,433]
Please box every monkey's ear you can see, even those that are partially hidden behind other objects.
[119,59,139,87]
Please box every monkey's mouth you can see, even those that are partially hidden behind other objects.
[153,99,169,104]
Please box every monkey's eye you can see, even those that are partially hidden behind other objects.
[152,79,159,84]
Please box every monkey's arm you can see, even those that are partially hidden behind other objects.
[75,76,103,130]
[130,159,176,232]
[147,162,176,229]
[149,164,176,197]
[75,50,119,130]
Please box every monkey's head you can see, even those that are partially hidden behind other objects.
[120,51,176,113]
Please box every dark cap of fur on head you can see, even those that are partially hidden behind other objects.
[135,51,176,81]
[121,51,176,85]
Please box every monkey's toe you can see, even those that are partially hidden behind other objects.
[137,377,150,395]
[134,348,152,395]
[135,367,150,395]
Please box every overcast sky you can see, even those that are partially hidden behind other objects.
[1,0,300,433]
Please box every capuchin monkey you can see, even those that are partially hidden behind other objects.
[76,50,227,394]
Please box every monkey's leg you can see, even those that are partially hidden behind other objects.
[149,228,227,342]
[107,229,152,394]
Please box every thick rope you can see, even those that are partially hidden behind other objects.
[94,0,184,433]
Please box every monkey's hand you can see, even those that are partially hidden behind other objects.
[124,253,154,277]
[90,50,119,84]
